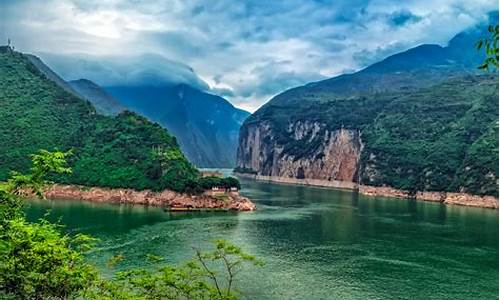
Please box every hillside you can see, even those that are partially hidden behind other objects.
[0,46,199,192]
[106,84,250,167]
[25,55,126,116]
[69,79,125,115]
[236,25,499,196]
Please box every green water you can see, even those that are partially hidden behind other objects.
[25,177,498,299]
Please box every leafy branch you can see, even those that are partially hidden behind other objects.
[476,24,499,71]
[6,149,72,198]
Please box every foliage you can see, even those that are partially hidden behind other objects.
[244,75,499,196]
[0,150,98,299]
[0,50,202,193]
[476,24,499,71]
[0,217,99,299]
[0,151,258,299]
[198,177,241,190]
[87,240,263,300]
[192,239,264,299]
[7,150,72,198]
[67,112,199,192]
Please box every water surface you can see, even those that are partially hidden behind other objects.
[26,177,498,299]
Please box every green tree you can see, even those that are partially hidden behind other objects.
[0,150,98,299]
[476,24,499,71]
[90,240,263,300]
[0,151,260,299]
[7,149,72,198]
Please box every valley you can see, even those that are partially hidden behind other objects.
[24,177,499,299]
[0,3,498,299]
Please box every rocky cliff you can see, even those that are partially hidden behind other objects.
[237,75,498,197]
[237,121,363,182]
[236,22,499,198]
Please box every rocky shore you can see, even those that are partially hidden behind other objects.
[30,184,256,211]
[235,173,498,209]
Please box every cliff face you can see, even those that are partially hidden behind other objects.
[237,120,363,182]
[236,22,499,197]
[236,75,499,196]
[106,84,250,168]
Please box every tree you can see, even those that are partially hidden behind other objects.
[6,149,72,198]
[0,151,261,299]
[0,150,97,299]
[90,240,263,300]
[476,24,499,71]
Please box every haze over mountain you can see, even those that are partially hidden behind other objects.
[2,1,496,112]
[0,47,199,193]
[19,52,250,167]
[23,54,126,116]
[236,15,499,196]
[69,79,125,115]
[106,84,250,167]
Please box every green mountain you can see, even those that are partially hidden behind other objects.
[236,26,499,196]
[106,84,250,168]
[25,54,125,116]
[0,46,199,192]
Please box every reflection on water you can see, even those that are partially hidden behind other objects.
[25,176,498,299]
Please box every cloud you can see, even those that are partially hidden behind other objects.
[389,10,422,26]
[0,0,497,112]
[39,53,210,90]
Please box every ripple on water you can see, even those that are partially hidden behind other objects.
[23,179,498,300]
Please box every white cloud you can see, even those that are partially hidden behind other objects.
[0,0,497,112]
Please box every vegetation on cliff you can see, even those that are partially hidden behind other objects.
[359,76,498,195]
[237,22,499,196]
[0,48,240,193]
[239,74,498,196]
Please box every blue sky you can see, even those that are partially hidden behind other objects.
[0,0,497,112]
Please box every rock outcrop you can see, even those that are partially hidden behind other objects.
[235,78,498,206]
[32,184,256,211]
[237,120,362,181]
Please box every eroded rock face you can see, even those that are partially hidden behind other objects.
[237,120,363,182]
[32,184,256,211]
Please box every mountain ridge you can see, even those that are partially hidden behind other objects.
[69,79,126,115]
[236,22,499,197]
[106,83,250,167]
[0,47,200,193]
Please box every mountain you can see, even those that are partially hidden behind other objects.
[24,54,77,95]
[26,54,126,116]
[69,79,125,115]
[105,84,250,168]
[236,22,499,196]
[0,46,199,192]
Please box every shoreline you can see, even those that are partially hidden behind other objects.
[235,173,498,209]
[26,184,256,211]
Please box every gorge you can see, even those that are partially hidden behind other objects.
[236,23,499,204]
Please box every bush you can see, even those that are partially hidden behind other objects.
[0,151,259,299]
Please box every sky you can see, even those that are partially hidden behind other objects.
[0,0,497,112]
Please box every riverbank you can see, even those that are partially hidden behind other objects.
[24,184,256,211]
[235,173,498,209]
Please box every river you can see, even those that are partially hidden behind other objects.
[25,175,498,299]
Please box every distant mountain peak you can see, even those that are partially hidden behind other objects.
[68,79,125,116]
[105,83,250,167]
